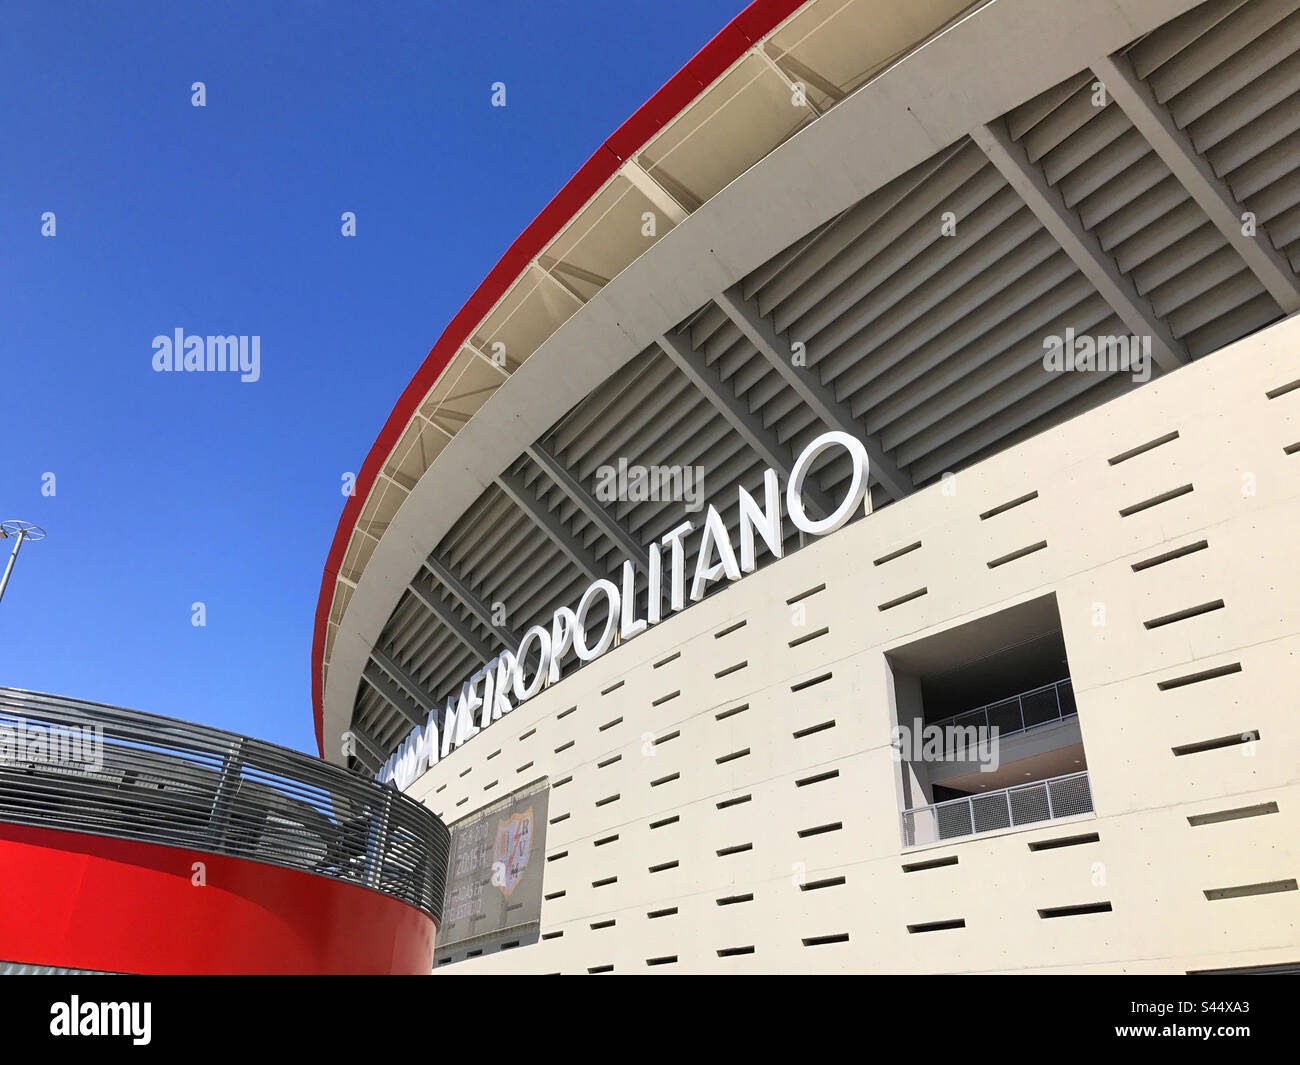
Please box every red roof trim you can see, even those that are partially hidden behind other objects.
[313,0,806,756]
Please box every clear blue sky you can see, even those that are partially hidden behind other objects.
[0,0,744,752]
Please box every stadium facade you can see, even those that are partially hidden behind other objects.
[315,0,1300,973]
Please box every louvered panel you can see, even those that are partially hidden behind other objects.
[1144,0,1297,104]
[1208,97,1300,184]
[807,180,1027,370]
[1111,199,1216,276]
[1041,103,1136,191]
[1005,72,1092,141]
[854,252,1083,424]
[883,294,1117,458]
[1133,225,1230,294]
[772,143,994,336]
[1055,127,1152,208]
[1127,0,1250,79]
[1147,245,1252,316]
[1167,268,1273,338]
[911,368,1132,485]
[1185,290,1281,353]
[895,312,1127,467]
[1091,176,1191,254]
[1164,6,1300,126]
[868,280,1108,443]
[688,302,731,350]
[1187,47,1300,151]
[1019,80,1108,164]
[828,223,1060,404]
[753,144,967,317]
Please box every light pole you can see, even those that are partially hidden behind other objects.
[0,521,47,607]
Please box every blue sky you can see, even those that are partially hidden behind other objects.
[0,0,744,752]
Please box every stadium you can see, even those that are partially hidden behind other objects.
[314,0,1300,973]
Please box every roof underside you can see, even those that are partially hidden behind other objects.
[335,0,1300,766]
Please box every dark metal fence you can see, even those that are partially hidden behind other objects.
[0,688,449,920]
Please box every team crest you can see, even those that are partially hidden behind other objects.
[493,808,533,897]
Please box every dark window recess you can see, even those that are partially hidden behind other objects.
[1028,832,1100,851]
[1119,483,1193,517]
[1187,802,1278,826]
[874,541,922,566]
[790,672,832,693]
[1131,539,1209,572]
[800,876,846,892]
[797,821,842,839]
[802,933,849,946]
[1038,902,1112,918]
[789,626,829,648]
[902,854,959,872]
[907,919,966,933]
[717,893,754,906]
[1172,730,1258,756]
[1157,662,1242,690]
[1108,430,1179,465]
[980,490,1038,520]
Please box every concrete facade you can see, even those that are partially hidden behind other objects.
[410,315,1300,974]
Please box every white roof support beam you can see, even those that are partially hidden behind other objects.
[972,119,1190,373]
[350,745,382,774]
[624,160,689,226]
[423,556,519,650]
[363,655,432,725]
[1093,51,1300,315]
[714,285,914,501]
[345,720,389,765]
[656,329,835,520]
[407,581,496,663]
[526,441,650,572]
[752,46,822,117]
[496,468,604,582]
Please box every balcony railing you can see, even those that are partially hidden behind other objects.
[0,688,450,919]
[901,770,1093,847]
[929,677,1076,749]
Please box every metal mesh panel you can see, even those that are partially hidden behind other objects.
[936,801,974,841]
[971,791,1012,834]
[0,688,450,919]
[1049,771,1094,819]
[1009,781,1053,826]
[901,772,1094,847]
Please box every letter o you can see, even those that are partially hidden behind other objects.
[512,626,551,701]
[786,430,870,536]
[574,579,620,660]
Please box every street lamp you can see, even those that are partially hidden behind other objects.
[0,521,47,607]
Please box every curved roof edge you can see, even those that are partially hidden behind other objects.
[311,0,807,755]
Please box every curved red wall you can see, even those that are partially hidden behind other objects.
[0,822,435,974]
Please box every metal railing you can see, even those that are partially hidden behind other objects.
[929,677,1076,748]
[901,770,1093,847]
[0,688,450,920]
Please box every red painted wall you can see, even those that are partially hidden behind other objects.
[0,822,435,974]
